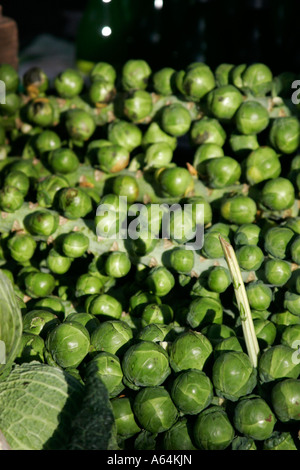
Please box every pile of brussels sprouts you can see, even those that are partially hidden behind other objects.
[1,59,300,451]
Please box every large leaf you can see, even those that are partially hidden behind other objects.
[0,362,84,450]
[0,271,23,376]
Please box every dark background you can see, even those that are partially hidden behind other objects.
[1,0,300,74]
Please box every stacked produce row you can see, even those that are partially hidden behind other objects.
[0,59,300,450]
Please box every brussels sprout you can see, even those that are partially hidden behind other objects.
[121,59,152,91]
[90,62,117,84]
[22,309,60,338]
[212,351,257,401]
[122,341,171,389]
[104,251,131,278]
[7,233,36,263]
[61,232,89,258]
[146,266,175,297]
[235,101,269,135]
[234,224,261,246]
[253,319,277,348]
[87,293,122,321]
[96,144,129,174]
[290,235,300,265]
[152,67,176,96]
[36,174,69,208]
[231,436,257,450]
[284,291,300,316]
[190,117,226,147]
[264,259,292,287]
[202,231,230,259]
[169,330,212,372]
[9,159,39,181]
[206,156,241,189]
[269,117,300,154]
[15,332,45,365]
[271,379,300,422]
[136,323,170,343]
[90,320,133,356]
[241,63,273,96]
[54,68,84,98]
[236,245,264,271]
[133,386,178,434]
[46,248,72,275]
[281,324,300,349]
[215,63,234,87]
[245,146,281,185]
[202,324,236,347]
[75,274,104,297]
[111,397,141,438]
[167,207,196,245]
[3,171,30,198]
[45,321,90,368]
[34,130,61,156]
[161,103,192,137]
[58,187,93,219]
[220,195,257,225]
[258,345,300,383]
[89,78,116,105]
[48,148,80,175]
[233,397,276,441]
[263,431,298,450]
[23,66,48,95]
[206,85,243,122]
[157,166,193,198]
[170,369,213,415]
[181,63,216,101]
[168,247,195,274]
[264,226,294,260]
[213,336,244,359]
[112,174,139,204]
[246,281,273,311]
[24,271,56,298]
[65,109,96,143]
[25,210,59,237]
[185,195,213,226]
[144,142,173,169]
[65,312,100,335]
[141,303,173,328]
[192,143,224,176]
[261,177,295,211]
[26,98,54,127]
[0,186,24,212]
[90,351,124,398]
[193,406,235,450]
[271,310,300,335]
[0,63,19,93]
[123,90,153,122]
[186,297,223,329]
[229,131,259,158]
[34,296,65,317]
[162,417,197,450]
[129,290,162,317]
[142,122,177,151]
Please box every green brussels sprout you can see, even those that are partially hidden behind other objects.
[61,232,89,258]
[264,259,292,287]
[231,436,257,450]
[23,66,48,96]
[283,217,300,235]
[202,324,236,347]
[88,78,116,105]
[229,131,259,158]
[290,235,300,264]
[264,226,294,260]
[271,379,300,422]
[133,386,178,434]
[161,103,192,137]
[9,159,39,181]
[54,68,84,98]
[202,231,229,259]
[193,406,235,450]
[261,177,295,211]
[34,130,61,156]
[36,174,69,208]
[213,336,244,359]
[22,309,60,338]
[281,324,300,349]
[263,431,298,450]
[229,63,247,89]
[245,146,281,185]
[253,319,277,348]
[167,208,196,245]
[0,63,19,93]
[7,233,36,263]
[90,62,116,84]
[121,59,152,91]
[111,397,141,438]
[129,290,162,317]
[34,296,65,317]
[46,248,72,275]
[184,195,213,227]
[168,247,195,274]
[65,109,96,143]
[246,281,273,311]
[58,187,93,219]
[258,345,300,383]
[46,321,90,368]
[24,271,56,298]
[169,330,212,372]
[269,117,300,154]
[162,417,197,450]
[122,340,171,389]
[65,311,100,335]
[0,185,24,212]
[234,224,261,246]
[112,174,139,204]
[235,101,269,135]
[284,291,300,316]
[142,122,177,151]
[144,142,173,169]
[48,147,80,175]
[96,144,129,173]
[3,171,30,197]
[186,297,223,329]
[241,63,273,96]
[75,274,104,297]
[271,310,300,335]
[26,98,54,127]
[104,251,131,278]
[206,85,243,122]
[136,323,170,343]
[170,369,213,415]
[190,117,226,147]
[152,67,176,96]
[123,90,153,122]
[233,397,276,441]
[90,351,124,398]
[90,320,133,356]
[25,210,59,237]
[206,156,241,188]
[192,143,224,176]
[146,266,175,297]
[87,293,122,321]
[215,63,234,87]
[181,63,216,100]
[212,351,257,401]
[15,332,45,365]
[220,195,257,225]
[236,245,264,271]
[141,303,173,328]
[157,166,193,198]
